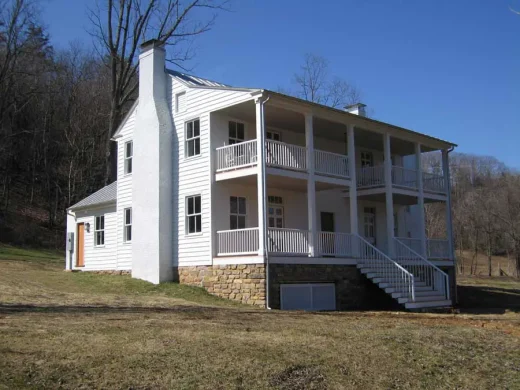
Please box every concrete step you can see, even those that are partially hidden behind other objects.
[385,285,434,294]
[405,300,452,310]
[398,295,446,304]
[391,290,442,299]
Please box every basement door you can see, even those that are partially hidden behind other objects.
[76,223,85,267]
[280,283,336,311]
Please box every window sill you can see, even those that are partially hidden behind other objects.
[123,172,133,178]
[123,241,132,245]
[186,232,203,237]
[94,245,106,249]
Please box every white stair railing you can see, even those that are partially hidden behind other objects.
[355,234,415,301]
[217,228,259,255]
[392,166,418,189]
[314,150,349,178]
[357,165,385,188]
[267,228,310,255]
[265,139,307,171]
[316,232,354,257]
[394,238,450,300]
[396,237,422,255]
[216,140,257,171]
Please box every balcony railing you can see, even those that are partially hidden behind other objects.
[216,140,257,171]
[217,228,259,255]
[392,166,418,189]
[267,227,310,255]
[357,165,385,188]
[427,239,450,259]
[316,232,354,257]
[314,150,349,178]
[265,139,307,171]
[423,172,446,193]
[396,237,422,255]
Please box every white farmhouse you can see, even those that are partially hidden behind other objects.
[66,40,457,311]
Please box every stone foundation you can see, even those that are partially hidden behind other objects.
[176,264,266,306]
[268,264,397,310]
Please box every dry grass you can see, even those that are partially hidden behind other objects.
[0,246,519,389]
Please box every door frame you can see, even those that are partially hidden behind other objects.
[76,222,85,267]
[363,207,376,246]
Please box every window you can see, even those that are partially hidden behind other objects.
[230,196,246,229]
[266,130,281,141]
[186,195,202,234]
[124,141,133,174]
[95,215,105,246]
[393,212,399,237]
[185,119,200,157]
[360,151,374,167]
[268,196,284,228]
[124,208,132,242]
[228,121,245,145]
[176,91,186,113]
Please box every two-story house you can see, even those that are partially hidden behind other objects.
[65,40,457,311]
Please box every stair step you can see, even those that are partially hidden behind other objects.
[391,290,442,299]
[405,300,452,310]
[398,295,446,304]
[385,285,433,294]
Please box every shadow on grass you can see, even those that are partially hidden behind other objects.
[457,284,520,314]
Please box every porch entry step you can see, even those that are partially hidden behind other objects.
[391,290,442,299]
[397,295,446,304]
[405,300,452,310]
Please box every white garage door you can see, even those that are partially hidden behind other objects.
[280,283,336,311]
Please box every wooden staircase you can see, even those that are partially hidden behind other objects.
[354,235,452,310]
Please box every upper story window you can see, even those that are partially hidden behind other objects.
[266,130,281,141]
[360,151,374,168]
[230,196,246,230]
[95,215,105,246]
[186,195,202,234]
[124,208,132,242]
[185,119,200,158]
[228,121,245,145]
[268,196,284,228]
[124,141,133,174]
[176,91,186,113]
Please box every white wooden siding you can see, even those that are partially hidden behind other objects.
[170,77,254,266]
[115,108,136,270]
[74,206,117,270]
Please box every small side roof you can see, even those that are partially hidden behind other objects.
[68,182,117,211]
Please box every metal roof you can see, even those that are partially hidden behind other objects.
[166,69,230,88]
[68,182,117,210]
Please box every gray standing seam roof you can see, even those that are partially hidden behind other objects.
[166,69,230,88]
[68,182,117,210]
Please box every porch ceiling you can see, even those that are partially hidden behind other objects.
[220,172,343,192]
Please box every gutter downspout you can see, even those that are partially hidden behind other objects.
[446,145,457,305]
[260,94,271,310]
[66,209,76,270]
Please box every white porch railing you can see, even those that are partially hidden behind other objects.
[356,234,416,301]
[314,150,349,178]
[217,228,259,256]
[394,238,450,300]
[423,172,446,193]
[267,228,310,255]
[357,165,385,188]
[427,239,450,259]
[215,140,257,171]
[265,139,307,171]
[392,166,418,189]
[316,232,354,257]
[396,237,422,256]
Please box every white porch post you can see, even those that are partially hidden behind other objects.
[415,143,427,258]
[347,124,358,235]
[384,133,395,257]
[442,149,454,260]
[256,98,267,257]
[305,112,317,257]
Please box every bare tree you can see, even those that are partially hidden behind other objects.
[293,53,361,109]
[88,0,228,183]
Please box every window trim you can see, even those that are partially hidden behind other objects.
[228,120,246,145]
[94,215,105,247]
[266,130,281,141]
[185,119,201,159]
[268,196,284,229]
[124,208,132,243]
[360,150,374,168]
[175,91,186,113]
[186,194,202,235]
[230,196,247,230]
[124,141,133,175]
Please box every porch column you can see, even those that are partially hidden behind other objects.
[442,149,454,261]
[255,97,267,257]
[384,133,395,257]
[415,143,427,258]
[305,112,317,257]
[347,124,358,235]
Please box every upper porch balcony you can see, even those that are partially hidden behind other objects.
[215,139,350,182]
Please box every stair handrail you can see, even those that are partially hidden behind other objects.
[354,234,415,302]
[394,238,450,301]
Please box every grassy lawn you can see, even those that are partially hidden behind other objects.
[0,246,519,389]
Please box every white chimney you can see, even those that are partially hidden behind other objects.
[345,103,367,117]
[132,39,174,284]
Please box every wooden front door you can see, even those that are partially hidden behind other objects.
[76,223,85,267]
